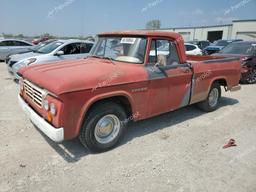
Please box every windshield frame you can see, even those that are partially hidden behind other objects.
[90,35,148,64]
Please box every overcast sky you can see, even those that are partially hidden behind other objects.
[0,0,255,37]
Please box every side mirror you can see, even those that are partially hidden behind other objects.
[55,50,64,56]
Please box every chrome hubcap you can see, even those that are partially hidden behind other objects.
[94,114,120,144]
[208,88,219,107]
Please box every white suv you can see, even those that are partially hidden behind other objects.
[184,43,202,55]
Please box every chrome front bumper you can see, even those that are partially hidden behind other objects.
[18,95,64,142]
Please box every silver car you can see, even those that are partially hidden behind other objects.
[5,39,56,65]
[10,39,94,80]
[0,39,33,60]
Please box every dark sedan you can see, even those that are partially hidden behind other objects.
[203,39,243,55]
[213,41,256,84]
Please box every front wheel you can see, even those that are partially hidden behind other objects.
[197,83,221,112]
[79,102,127,152]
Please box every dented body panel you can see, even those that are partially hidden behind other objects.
[18,31,241,141]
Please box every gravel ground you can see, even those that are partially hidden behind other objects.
[0,62,256,192]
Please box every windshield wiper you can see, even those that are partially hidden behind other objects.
[89,55,102,59]
[102,56,116,65]
[89,55,116,65]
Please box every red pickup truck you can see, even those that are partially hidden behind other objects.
[18,31,241,152]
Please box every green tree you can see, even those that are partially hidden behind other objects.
[146,20,161,30]
[17,34,24,38]
[42,33,50,37]
[2,33,14,38]
[84,36,95,42]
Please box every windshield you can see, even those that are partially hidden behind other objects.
[90,36,147,64]
[29,43,47,51]
[211,40,229,47]
[36,41,63,54]
[220,43,255,55]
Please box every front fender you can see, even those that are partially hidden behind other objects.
[75,90,136,138]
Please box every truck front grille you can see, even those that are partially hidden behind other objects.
[24,80,45,108]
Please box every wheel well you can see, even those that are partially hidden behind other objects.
[213,79,227,87]
[86,96,133,118]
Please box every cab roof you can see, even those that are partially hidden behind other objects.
[99,30,182,40]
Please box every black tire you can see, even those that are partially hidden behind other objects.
[79,102,127,152]
[242,68,256,84]
[197,82,221,112]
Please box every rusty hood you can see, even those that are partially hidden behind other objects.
[19,57,148,95]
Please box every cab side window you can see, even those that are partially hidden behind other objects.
[149,39,180,66]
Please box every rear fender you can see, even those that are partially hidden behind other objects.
[208,76,228,93]
[198,76,227,101]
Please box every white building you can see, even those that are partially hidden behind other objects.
[160,19,256,42]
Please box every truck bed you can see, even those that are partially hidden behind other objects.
[187,55,240,64]
[187,54,241,105]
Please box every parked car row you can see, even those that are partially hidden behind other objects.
[6,39,94,80]
[203,39,243,55]
[187,40,210,50]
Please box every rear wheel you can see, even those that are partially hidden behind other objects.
[79,102,127,152]
[197,83,221,112]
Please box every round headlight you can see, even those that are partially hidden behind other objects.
[50,103,56,116]
[43,100,49,111]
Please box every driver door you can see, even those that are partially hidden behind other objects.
[147,39,193,116]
